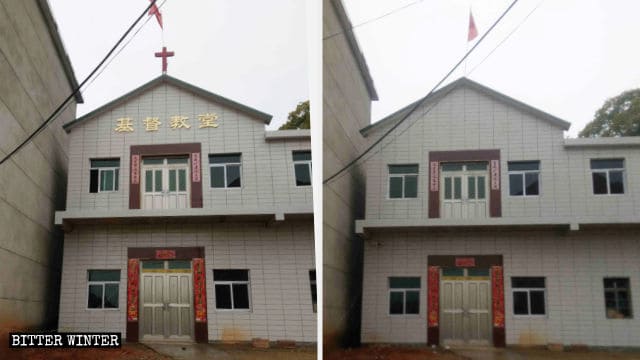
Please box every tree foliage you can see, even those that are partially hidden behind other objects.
[579,89,640,137]
[279,100,310,130]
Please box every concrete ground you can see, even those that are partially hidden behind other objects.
[145,342,316,360]
[452,347,640,360]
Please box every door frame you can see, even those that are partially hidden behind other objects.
[141,157,191,210]
[427,255,505,347]
[126,247,208,343]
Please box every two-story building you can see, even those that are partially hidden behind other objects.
[357,77,640,348]
[54,75,316,344]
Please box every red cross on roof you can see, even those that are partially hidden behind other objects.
[155,46,174,74]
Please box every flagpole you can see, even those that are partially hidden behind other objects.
[464,4,470,76]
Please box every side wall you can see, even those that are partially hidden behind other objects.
[58,221,316,342]
[361,229,640,347]
[0,0,77,329]
[323,0,373,348]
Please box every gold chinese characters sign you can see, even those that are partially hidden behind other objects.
[114,113,219,133]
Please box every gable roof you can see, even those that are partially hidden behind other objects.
[360,77,571,136]
[63,75,272,132]
[330,0,378,101]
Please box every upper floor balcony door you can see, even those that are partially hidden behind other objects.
[440,162,488,219]
[142,156,190,209]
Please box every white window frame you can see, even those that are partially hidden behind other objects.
[388,277,420,316]
[511,278,546,317]
[86,270,120,310]
[293,151,312,187]
[508,161,540,197]
[590,159,625,195]
[213,270,251,311]
[388,165,419,199]
[209,155,242,189]
[90,159,119,193]
[604,277,633,319]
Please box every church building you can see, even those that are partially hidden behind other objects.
[357,77,640,348]
[54,74,316,344]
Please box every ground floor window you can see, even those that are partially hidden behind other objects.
[309,270,317,312]
[604,278,632,319]
[213,269,250,310]
[87,270,120,309]
[511,277,546,315]
[388,277,420,315]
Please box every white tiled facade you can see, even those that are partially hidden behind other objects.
[55,76,316,342]
[358,78,640,347]
[58,222,316,342]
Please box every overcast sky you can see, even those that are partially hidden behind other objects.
[342,0,640,137]
[48,0,308,129]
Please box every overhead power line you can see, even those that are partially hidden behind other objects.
[323,0,520,185]
[323,0,425,41]
[0,0,160,167]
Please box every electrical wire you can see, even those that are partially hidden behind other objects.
[0,0,160,167]
[323,0,425,41]
[323,0,520,184]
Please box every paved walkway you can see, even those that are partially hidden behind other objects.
[451,347,640,360]
[144,342,316,360]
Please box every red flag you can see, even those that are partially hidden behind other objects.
[149,0,163,29]
[468,10,478,41]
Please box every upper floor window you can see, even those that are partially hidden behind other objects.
[512,277,545,316]
[209,154,241,188]
[293,151,312,186]
[388,165,418,198]
[87,270,120,309]
[309,270,317,312]
[591,159,624,195]
[508,161,540,196]
[90,159,119,193]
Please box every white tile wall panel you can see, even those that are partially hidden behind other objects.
[58,221,316,342]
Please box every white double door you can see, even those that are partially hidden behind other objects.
[441,275,491,346]
[440,162,489,219]
[142,157,189,209]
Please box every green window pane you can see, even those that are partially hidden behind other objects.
[169,169,176,192]
[389,164,418,174]
[404,175,418,198]
[444,177,452,199]
[154,170,162,192]
[477,176,486,199]
[468,176,476,199]
[100,170,114,191]
[91,159,120,168]
[227,165,242,187]
[466,162,488,171]
[405,290,420,314]
[88,285,103,308]
[114,169,119,191]
[441,163,463,172]
[389,277,420,288]
[454,177,462,199]
[509,173,523,196]
[389,177,403,198]
[145,170,153,192]
[389,291,404,314]
[609,171,624,194]
[292,151,311,161]
[209,154,241,164]
[525,173,539,195]
[167,157,188,164]
[142,157,164,165]
[590,159,624,169]
[104,284,119,308]
[178,169,187,191]
[294,164,310,186]
[88,270,120,281]
[168,260,191,269]
[468,268,490,277]
[142,261,164,270]
[442,268,464,277]
[508,161,539,171]
[211,166,225,188]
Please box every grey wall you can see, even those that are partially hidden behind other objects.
[0,0,78,329]
[323,0,374,348]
